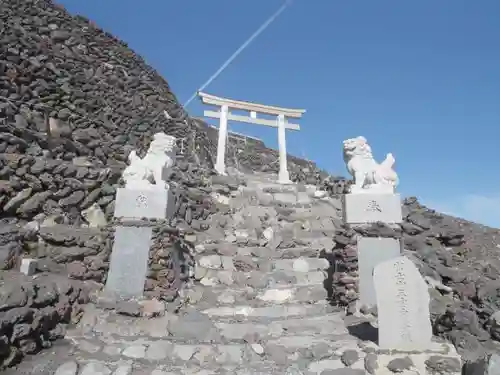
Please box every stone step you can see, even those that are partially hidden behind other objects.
[285,229,338,239]
[234,187,312,207]
[264,334,360,353]
[237,199,313,209]
[194,268,327,288]
[254,285,328,304]
[65,328,362,369]
[49,348,364,375]
[187,284,328,309]
[214,314,349,341]
[71,316,351,347]
[273,211,341,223]
[69,339,256,365]
[238,246,328,259]
[34,358,294,375]
[201,229,337,244]
[200,302,332,321]
[244,182,299,194]
[66,303,463,375]
[195,254,330,272]
[215,221,339,238]
[194,244,332,259]
[73,304,344,345]
[23,338,464,375]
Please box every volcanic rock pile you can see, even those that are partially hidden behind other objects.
[0,0,225,223]
[0,271,89,367]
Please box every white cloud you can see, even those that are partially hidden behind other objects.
[422,194,500,229]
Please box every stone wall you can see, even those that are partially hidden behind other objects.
[0,0,222,227]
[0,161,213,284]
[0,153,121,224]
[0,220,198,369]
[0,154,214,255]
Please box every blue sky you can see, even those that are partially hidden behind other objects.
[59,0,500,227]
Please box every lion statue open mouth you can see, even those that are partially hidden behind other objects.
[122,132,177,190]
[343,136,399,194]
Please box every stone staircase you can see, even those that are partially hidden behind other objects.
[9,172,462,375]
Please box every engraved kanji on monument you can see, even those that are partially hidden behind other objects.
[373,256,432,350]
[104,226,153,299]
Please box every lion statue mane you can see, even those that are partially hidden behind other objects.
[122,132,177,190]
[343,136,399,194]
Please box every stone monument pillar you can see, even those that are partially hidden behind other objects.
[104,132,177,300]
[341,136,403,307]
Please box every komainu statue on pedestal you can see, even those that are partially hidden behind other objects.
[122,132,177,190]
[343,136,399,194]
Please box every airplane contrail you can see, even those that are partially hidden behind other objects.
[183,0,293,108]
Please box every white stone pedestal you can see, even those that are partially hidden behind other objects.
[343,193,402,224]
[114,186,175,220]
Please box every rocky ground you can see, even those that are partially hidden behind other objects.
[1,0,500,373]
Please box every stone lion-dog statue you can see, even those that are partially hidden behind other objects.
[343,136,399,194]
[122,132,177,190]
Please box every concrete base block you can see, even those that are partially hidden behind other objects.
[114,186,174,220]
[343,193,402,224]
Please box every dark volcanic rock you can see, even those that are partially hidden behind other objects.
[0,272,87,369]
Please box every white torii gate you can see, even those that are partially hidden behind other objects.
[198,91,305,184]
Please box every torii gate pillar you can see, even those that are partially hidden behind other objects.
[277,114,290,184]
[215,105,228,175]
